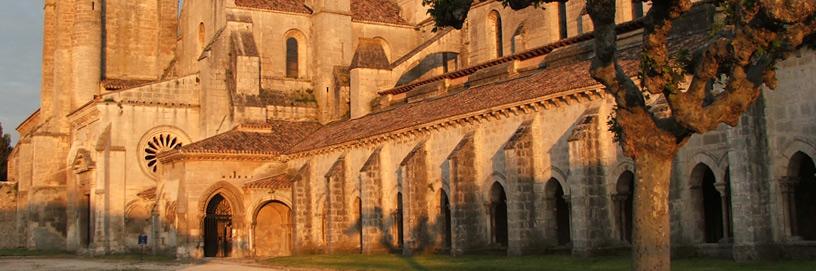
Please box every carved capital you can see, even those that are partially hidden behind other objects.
[713,182,728,196]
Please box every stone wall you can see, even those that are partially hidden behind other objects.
[0,182,18,248]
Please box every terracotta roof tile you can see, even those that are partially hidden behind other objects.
[290,59,632,153]
[234,0,312,14]
[243,174,293,189]
[179,120,321,155]
[351,38,392,70]
[289,31,710,154]
[351,0,410,25]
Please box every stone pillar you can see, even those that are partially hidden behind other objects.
[349,68,391,119]
[53,0,76,133]
[778,176,799,240]
[724,96,773,261]
[566,110,610,256]
[360,150,387,254]
[611,193,629,242]
[447,135,479,256]
[40,0,57,119]
[714,182,733,243]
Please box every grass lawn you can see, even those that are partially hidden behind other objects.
[0,248,176,262]
[0,248,70,257]
[262,253,815,271]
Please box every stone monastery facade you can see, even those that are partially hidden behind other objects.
[2,0,815,261]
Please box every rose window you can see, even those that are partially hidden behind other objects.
[143,133,184,173]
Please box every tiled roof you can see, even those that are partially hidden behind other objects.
[243,174,293,189]
[289,30,710,154]
[178,120,321,155]
[351,38,392,70]
[290,59,635,153]
[234,0,312,14]
[351,0,410,25]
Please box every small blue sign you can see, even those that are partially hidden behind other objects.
[138,234,148,245]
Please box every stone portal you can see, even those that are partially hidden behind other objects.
[204,194,232,257]
[254,201,292,257]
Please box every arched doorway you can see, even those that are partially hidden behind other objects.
[204,194,233,257]
[547,178,571,246]
[254,201,292,257]
[788,152,816,240]
[615,171,635,243]
[440,190,452,251]
[691,164,724,243]
[490,182,508,248]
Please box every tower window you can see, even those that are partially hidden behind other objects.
[488,11,504,58]
[558,2,568,39]
[198,22,205,52]
[286,38,299,78]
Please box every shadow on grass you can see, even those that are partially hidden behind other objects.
[261,253,816,271]
[0,248,71,257]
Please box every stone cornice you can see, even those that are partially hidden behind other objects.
[351,19,414,29]
[16,109,41,134]
[158,151,283,163]
[228,6,312,17]
[68,100,101,130]
[288,86,606,159]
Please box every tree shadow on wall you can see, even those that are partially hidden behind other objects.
[340,207,449,271]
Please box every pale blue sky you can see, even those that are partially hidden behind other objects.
[0,1,43,144]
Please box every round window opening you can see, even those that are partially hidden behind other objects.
[143,133,184,173]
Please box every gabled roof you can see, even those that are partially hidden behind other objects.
[351,0,410,25]
[235,0,312,14]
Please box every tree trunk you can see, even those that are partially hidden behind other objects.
[632,150,674,271]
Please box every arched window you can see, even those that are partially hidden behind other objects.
[558,2,568,39]
[286,37,299,78]
[198,22,205,51]
[489,182,508,247]
[786,152,816,240]
[546,178,571,245]
[488,11,503,58]
[690,163,727,243]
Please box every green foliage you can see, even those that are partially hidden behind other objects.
[0,123,12,181]
[607,108,624,143]
[422,0,552,30]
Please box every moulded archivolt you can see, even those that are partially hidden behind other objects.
[137,126,191,180]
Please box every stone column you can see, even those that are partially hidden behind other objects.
[778,176,800,240]
[714,182,732,242]
[612,193,629,242]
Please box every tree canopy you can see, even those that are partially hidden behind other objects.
[0,123,12,181]
[422,0,816,270]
